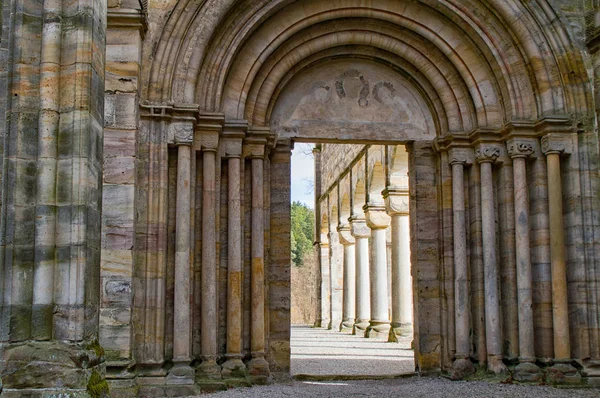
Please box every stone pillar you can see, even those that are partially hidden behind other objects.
[541,134,580,383]
[364,205,391,339]
[383,188,413,342]
[245,135,271,381]
[196,131,222,381]
[319,237,331,329]
[0,0,107,394]
[476,144,507,374]
[350,217,370,334]
[448,148,475,378]
[507,139,542,381]
[313,146,323,327]
[168,139,195,383]
[338,224,356,332]
[221,127,246,379]
[328,223,343,330]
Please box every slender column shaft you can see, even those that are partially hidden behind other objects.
[480,160,505,372]
[339,228,356,332]
[248,156,270,377]
[452,162,470,359]
[513,157,535,360]
[201,150,218,363]
[353,226,370,333]
[369,226,390,335]
[226,157,243,355]
[546,153,570,360]
[390,214,412,334]
[320,242,331,328]
[173,145,192,363]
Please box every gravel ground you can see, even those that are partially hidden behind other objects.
[201,378,599,397]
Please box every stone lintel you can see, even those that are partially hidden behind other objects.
[506,138,536,159]
[363,205,391,230]
[382,188,409,216]
[541,133,573,156]
[468,127,502,144]
[475,143,503,164]
[349,217,370,238]
[448,147,474,166]
[534,115,573,136]
[107,8,148,38]
[432,133,470,153]
[337,224,355,245]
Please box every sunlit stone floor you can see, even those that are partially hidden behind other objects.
[290,325,415,377]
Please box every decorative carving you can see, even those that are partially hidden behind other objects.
[349,217,371,238]
[475,145,501,163]
[363,205,391,229]
[373,82,396,104]
[171,120,194,145]
[200,131,219,151]
[506,140,534,159]
[448,148,472,165]
[335,69,370,107]
[310,82,332,103]
[221,138,243,158]
[383,189,409,215]
[541,134,570,155]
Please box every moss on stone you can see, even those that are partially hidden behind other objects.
[87,369,109,398]
[85,338,105,359]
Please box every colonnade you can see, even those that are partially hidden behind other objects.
[447,132,581,382]
[315,146,414,343]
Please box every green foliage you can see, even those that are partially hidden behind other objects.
[291,201,314,266]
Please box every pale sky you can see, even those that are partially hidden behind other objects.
[291,143,315,208]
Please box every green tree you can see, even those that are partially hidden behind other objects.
[291,201,315,266]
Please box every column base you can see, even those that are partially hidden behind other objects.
[340,318,355,333]
[352,319,370,335]
[195,357,223,390]
[365,321,391,339]
[514,359,542,382]
[388,322,413,342]
[221,356,247,379]
[487,355,508,375]
[582,359,600,385]
[547,360,581,385]
[247,355,271,385]
[450,357,475,380]
[166,362,195,385]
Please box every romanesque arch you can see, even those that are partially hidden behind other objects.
[0,0,599,395]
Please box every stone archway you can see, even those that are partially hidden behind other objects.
[1,0,599,396]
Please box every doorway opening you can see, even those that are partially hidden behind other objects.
[289,142,415,378]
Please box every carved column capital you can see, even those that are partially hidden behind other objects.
[382,188,409,216]
[448,147,473,166]
[171,120,194,146]
[337,224,355,245]
[363,205,391,230]
[222,120,247,158]
[349,216,370,238]
[506,139,535,159]
[475,144,502,164]
[200,131,220,152]
[541,134,572,156]
[244,127,270,159]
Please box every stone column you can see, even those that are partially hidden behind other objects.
[507,139,542,381]
[476,144,507,374]
[319,237,331,329]
[313,146,323,327]
[541,134,580,383]
[338,224,356,332]
[383,188,413,342]
[364,205,391,339]
[168,138,195,383]
[221,129,246,378]
[196,131,222,380]
[448,148,475,378]
[350,217,370,334]
[245,136,271,381]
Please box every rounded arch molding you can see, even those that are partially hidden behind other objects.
[144,0,594,131]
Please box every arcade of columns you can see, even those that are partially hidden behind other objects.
[314,145,413,343]
[1,0,600,396]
